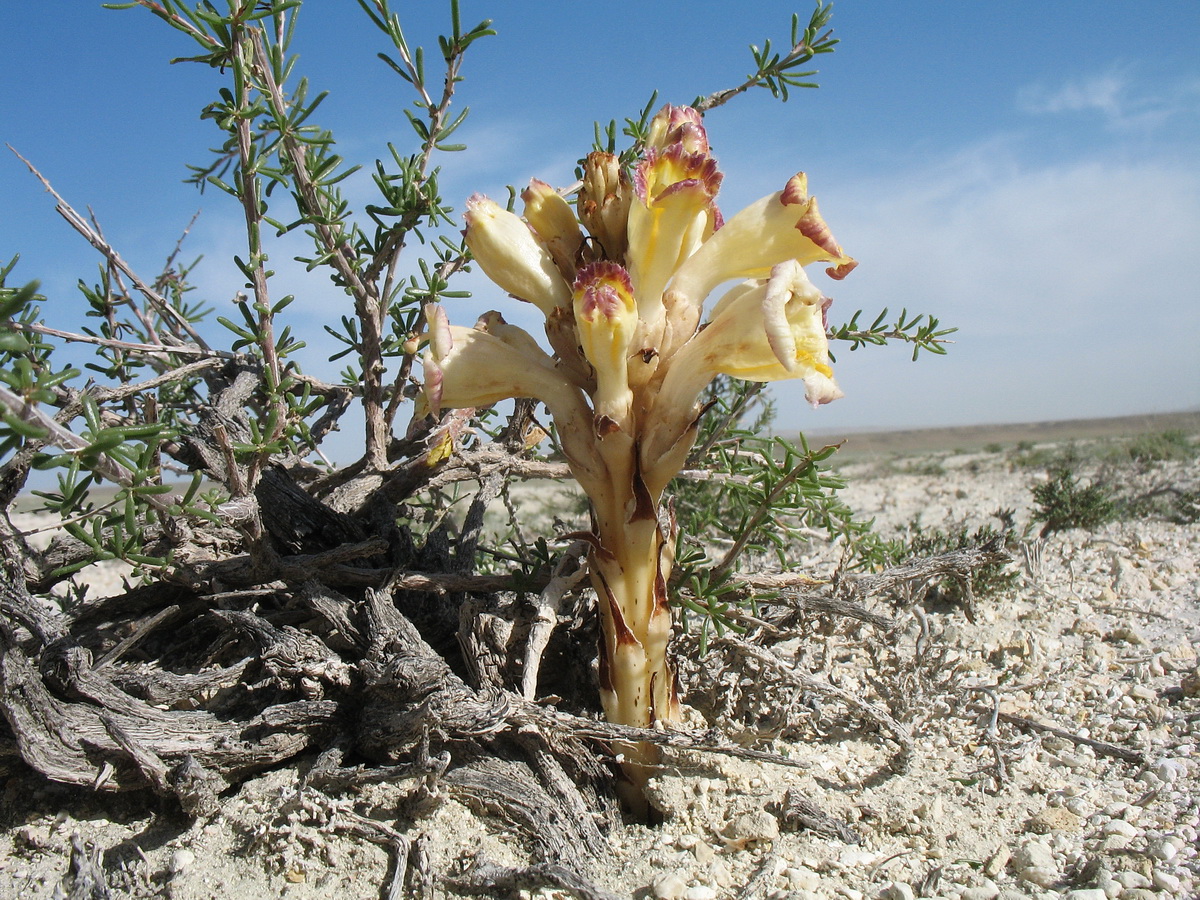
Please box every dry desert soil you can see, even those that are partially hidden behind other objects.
[2,412,1198,900]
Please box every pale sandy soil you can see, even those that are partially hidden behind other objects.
[2,429,1198,900]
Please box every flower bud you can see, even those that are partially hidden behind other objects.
[463,194,572,316]
[521,178,584,281]
[645,104,709,155]
[578,152,632,262]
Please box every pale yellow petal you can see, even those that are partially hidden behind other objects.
[463,194,572,316]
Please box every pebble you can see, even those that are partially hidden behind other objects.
[1105,624,1146,645]
[692,840,715,865]
[1021,866,1059,888]
[1063,891,1107,900]
[838,849,878,868]
[1012,840,1054,871]
[1101,833,1133,852]
[685,887,717,900]
[1148,838,1177,862]
[1065,797,1090,816]
[879,882,915,900]
[1027,806,1081,833]
[784,866,820,892]
[722,810,779,847]
[1093,870,1121,900]
[652,872,687,900]
[983,846,1010,877]
[169,849,195,876]
[1114,871,1150,889]
[1050,751,1089,770]
[1152,758,1186,783]
[1151,869,1181,893]
[1102,819,1138,838]
[709,859,733,888]
[959,887,999,900]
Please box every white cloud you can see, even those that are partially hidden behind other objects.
[1017,69,1200,131]
[768,141,1200,432]
[1019,72,1126,117]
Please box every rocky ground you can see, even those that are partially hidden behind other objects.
[1,432,1197,900]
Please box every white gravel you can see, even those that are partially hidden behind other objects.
[1,441,1197,899]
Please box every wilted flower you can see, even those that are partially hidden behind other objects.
[578,151,632,261]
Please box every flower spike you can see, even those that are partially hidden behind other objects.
[428,105,859,817]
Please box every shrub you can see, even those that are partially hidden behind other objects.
[1031,467,1117,537]
[1,0,955,822]
[889,508,1019,604]
[1122,429,1197,464]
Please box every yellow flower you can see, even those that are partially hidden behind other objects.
[421,304,567,414]
[665,172,857,312]
[573,261,638,427]
[420,304,602,486]
[644,261,841,483]
[462,194,572,316]
[521,179,584,281]
[626,126,723,328]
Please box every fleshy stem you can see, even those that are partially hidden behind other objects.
[586,457,681,808]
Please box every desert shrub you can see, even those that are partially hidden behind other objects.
[1118,479,1200,525]
[1031,467,1117,537]
[897,457,947,477]
[1119,429,1198,464]
[1009,444,1057,470]
[887,508,1019,604]
[669,377,891,650]
[1167,488,1200,524]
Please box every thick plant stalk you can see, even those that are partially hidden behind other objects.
[419,105,856,813]
[588,467,681,807]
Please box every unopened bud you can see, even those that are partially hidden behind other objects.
[522,179,584,281]
[578,152,632,263]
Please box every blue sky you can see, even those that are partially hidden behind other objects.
[3,1,1198,457]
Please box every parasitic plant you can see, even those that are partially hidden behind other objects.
[420,104,856,805]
